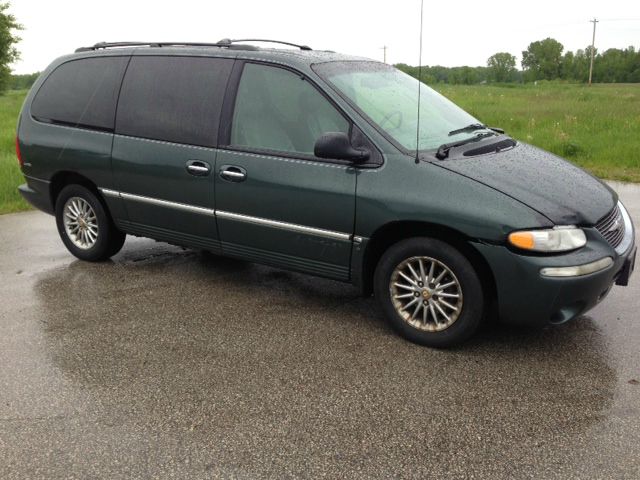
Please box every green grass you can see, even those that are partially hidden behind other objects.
[1,84,639,214]
[435,83,640,182]
[0,90,29,214]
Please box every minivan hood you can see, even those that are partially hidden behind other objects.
[434,142,616,225]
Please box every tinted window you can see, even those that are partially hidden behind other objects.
[31,56,129,130]
[230,63,349,155]
[116,56,233,147]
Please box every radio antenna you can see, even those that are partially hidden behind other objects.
[415,0,424,163]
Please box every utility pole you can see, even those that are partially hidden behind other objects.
[381,45,387,63]
[588,18,599,86]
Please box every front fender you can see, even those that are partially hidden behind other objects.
[355,154,551,242]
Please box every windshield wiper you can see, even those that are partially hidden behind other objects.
[448,123,486,136]
[436,132,496,160]
[448,123,505,136]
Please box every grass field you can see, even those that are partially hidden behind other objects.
[1,90,29,214]
[0,83,639,214]
[436,83,640,182]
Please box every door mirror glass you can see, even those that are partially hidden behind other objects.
[314,132,370,162]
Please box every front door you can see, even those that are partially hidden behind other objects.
[215,62,356,280]
[112,55,233,252]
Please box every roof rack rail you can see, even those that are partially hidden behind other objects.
[75,41,225,53]
[217,38,311,51]
[75,39,312,53]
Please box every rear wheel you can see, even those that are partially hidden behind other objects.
[55,184,125,261]
[374,237,484,347]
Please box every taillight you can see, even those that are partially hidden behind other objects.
[16,136,23,168]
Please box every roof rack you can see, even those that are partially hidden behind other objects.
[75,39,312,53]
[216,38,311,50]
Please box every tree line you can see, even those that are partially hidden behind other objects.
[2,26,640,93]
[9,71,38,89]
[9,39,639,92]
[396,38,640,84]
[0,1,20,93]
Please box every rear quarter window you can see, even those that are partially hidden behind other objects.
[115,56,233,147]
[31,56,129,131]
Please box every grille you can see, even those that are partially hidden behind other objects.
[595,205,625,249]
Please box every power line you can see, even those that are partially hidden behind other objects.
[598,18,640,22]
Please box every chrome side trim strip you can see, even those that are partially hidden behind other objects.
[100,188,214,216]
[216,210,351,241]
[99,188,352,241]
[120,192,215,216]
[100,188,120,198]
[23,174,50,184]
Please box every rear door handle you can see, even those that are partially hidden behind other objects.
[186,160,211,176]
[219,165,247,182]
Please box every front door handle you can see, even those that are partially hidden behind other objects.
[186,160,211,176]
[219,165,247,182]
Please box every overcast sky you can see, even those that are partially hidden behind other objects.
[8,0,640,74]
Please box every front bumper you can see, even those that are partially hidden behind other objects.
[475,225,635,327]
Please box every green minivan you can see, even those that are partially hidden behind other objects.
[16,40,636,347]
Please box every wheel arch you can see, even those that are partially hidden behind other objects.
[50,171,102,209]
[359,221,497,313]
[49,171,119,227]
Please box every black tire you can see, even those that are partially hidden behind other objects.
[55,184,126,262]
[374,237,484,348]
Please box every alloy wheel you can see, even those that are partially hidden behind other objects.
[63,196,99,250]
[389,256,464,332]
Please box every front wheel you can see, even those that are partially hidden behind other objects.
[55,184,126,261]
[374,237,484,347]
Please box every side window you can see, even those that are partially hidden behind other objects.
[230,63,350,156]
[31,56,129,130]
[116,56,233,147]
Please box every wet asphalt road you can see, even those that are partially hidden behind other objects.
[1,181,639,479]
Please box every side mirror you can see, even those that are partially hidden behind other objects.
[314,132,370,162]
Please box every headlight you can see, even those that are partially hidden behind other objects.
[508,226,586,252]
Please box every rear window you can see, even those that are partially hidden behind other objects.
[116,56,233,147]
[31,56,129,131]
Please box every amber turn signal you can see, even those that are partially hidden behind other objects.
[508,232,535,250]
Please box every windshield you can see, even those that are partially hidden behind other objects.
[313,61,485,151]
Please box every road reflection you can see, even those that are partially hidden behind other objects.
[29,243,617,475]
